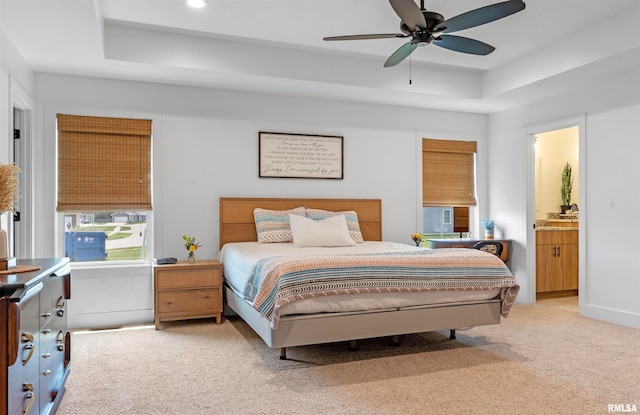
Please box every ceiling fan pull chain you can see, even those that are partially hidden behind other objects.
[409,54,412,85]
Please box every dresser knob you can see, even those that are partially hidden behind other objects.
[43,369,51,376]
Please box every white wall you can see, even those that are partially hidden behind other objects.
[489,69,640,328]
[0,28,34,136]
[0,25,34,141]
[0,26,34,254]
[34,73,488,328]
[584,104,640,327]
[535,127,579,220]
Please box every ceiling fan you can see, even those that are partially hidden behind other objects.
[323,0,526,67]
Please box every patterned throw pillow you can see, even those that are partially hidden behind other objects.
[253,207,306,243]
[305,208,364,243]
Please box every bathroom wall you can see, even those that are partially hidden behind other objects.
[535,126,579,220]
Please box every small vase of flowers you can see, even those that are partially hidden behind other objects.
[410,233,423,247]
[183,235,202,262]
[480,219,495,240]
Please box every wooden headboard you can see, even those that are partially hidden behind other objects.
[219,197,382,248]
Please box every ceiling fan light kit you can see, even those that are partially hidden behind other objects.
[187,0,208,9]
[323,0,526,67]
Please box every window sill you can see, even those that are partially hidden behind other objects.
[69,260,152,271]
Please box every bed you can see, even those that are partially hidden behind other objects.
[219,197,519,359]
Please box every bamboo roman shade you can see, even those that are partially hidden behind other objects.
[422,138,477,207]
[56,114,152,212]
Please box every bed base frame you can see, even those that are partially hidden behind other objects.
[219,197,504,359]
[225,285,501,359]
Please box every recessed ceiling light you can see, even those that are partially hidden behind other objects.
[187,0,208,8]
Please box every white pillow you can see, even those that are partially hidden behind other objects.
[289,214,356,248]
[305,208,364,243]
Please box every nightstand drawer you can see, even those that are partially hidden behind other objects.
[156,288,221,314]
[155,267,221,289]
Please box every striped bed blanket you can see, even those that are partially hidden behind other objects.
[241,248,520,329]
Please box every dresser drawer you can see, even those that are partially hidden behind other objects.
[156,287,221,315]
[155,267,221,289]
[40,273,67,326]
[7,287,41,415]
[7,336,40,415]
[39,346,66,415]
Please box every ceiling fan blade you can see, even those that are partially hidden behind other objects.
[384,43,418,67]
[323,33,407,41]
[389,0,426,30]
[433,35,495,55]
[438,0,525,33]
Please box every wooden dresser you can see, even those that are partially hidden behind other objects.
[1,258,71,415]
[154,260,223,329]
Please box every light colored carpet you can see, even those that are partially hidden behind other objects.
[57,298,639,415]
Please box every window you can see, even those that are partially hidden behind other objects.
[443,208,452,225]
[422,138,476,207]
[422,139,476,240]
[56,114,152,262]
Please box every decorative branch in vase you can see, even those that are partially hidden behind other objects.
[560,162,573,213]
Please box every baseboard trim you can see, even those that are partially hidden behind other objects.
[581,304,640,329]
[536,289,578,300]
[68,309,154,330]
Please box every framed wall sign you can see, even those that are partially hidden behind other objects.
[259,132,344,179]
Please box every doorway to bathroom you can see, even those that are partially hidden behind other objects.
[527,116,585,311]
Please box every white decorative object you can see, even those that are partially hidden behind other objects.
[484,228,495,239]
[0,228,7,258]
[481,219,495,240]
[0,164,20,259]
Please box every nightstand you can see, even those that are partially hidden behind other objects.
[154,260,223,329]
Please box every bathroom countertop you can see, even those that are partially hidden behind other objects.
[536,226,578,231]
[536,215,579,230]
